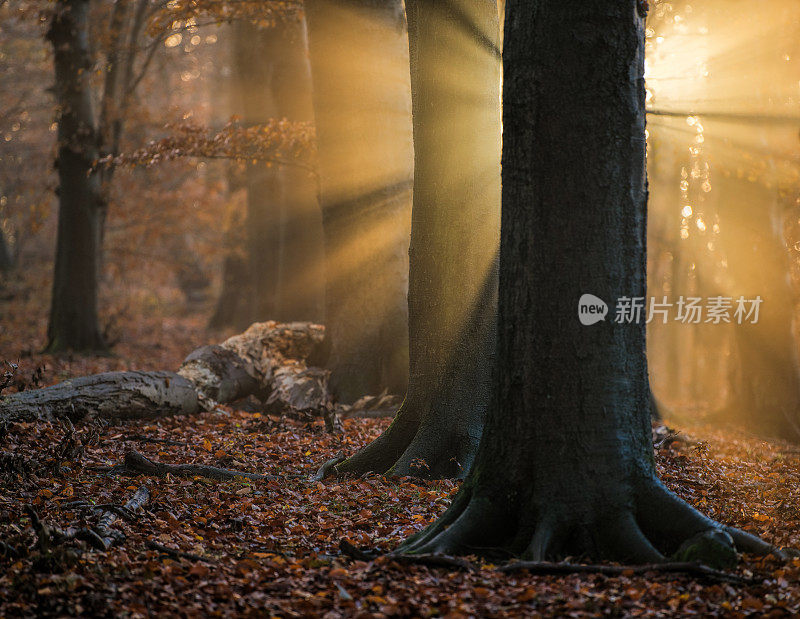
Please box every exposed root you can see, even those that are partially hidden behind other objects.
[637,481,791,561]
[598,511,664,563]
[524,515,556,561]
[339,539,378,561]
[401,493,511,558]
[400,476,795,571]
[334,409,419,477]
[311,451,346,482]
[398,487,472,553]
[334,389,481,480]
[118,450,273,481]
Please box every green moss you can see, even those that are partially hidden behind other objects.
[671,529,738,570]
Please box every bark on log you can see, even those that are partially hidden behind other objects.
[0,321,328,423]
[93,484,150,549]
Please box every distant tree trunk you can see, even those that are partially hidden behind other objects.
[209,250,251,330]
[335,0,501,478]
[270,19,325,324]
[233,21,283,324]
[214,18,324,329]
[0,227,13,273]
[304,0,412,403]
[45,0,107,354]
[717,174,800,441]
[401,0,774,565]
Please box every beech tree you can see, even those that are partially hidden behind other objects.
[214,18,324,328]
[304,0,412,402]
[400,0,779,563]
[336,0,501,478]
[716,172,800,441]
[46,0,107,353]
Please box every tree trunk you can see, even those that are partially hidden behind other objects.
[224,19,325,327]
[45,0,107,353]
[716,173,800,441]
[269,17,325,324]
[400,0,774,564]
[304,0,412,403]
[209,250,251,330]
[0,322,327,423]
[0,227,13,273]
[335,0,501,478]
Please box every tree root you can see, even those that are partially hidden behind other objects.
[499,560,754,584]
[398,476,797,572]
[118,450,273,481]
[311,452,346,482]
[339,539,378,561]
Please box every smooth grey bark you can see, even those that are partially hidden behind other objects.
[401,0,776,563]
[45,0,107,353]
[304,0,412,403]
[335,0,501,478]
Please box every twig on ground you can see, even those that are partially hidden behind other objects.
[498,560,754,584]
[119,450,273,481]
[388,552,477,572]
[92,485,150,549]
[128,435,187,447]
[23,485,149,552]
[146,540,210,562]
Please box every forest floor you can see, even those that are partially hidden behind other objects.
[2,272,800,617]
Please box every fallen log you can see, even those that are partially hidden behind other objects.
[0,322,328,423]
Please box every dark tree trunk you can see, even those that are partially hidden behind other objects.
[209,250,251,331]
[401,0,775,564]
[45,0,107,353]
[304,0,412,403]
[0,227,13,273]
[335,0,501,478]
